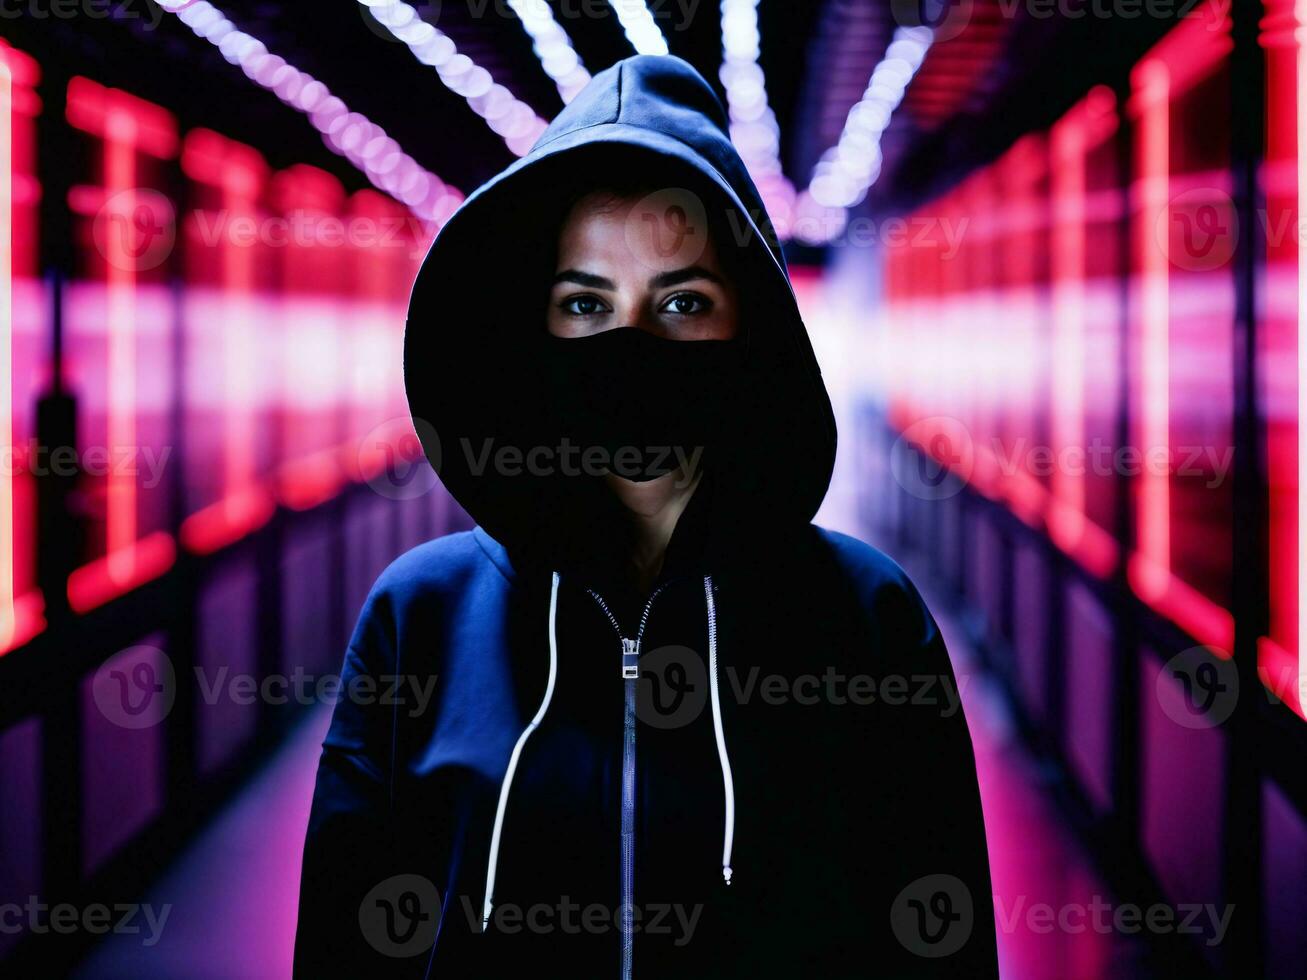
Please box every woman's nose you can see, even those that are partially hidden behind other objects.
[614,301,666,338]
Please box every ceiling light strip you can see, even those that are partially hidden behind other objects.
[507,0,591,103]
[610,0,670,56]
[357,0,549,156]
[156,0,461,224]
[720,0,794,235]
[796,25,934,244]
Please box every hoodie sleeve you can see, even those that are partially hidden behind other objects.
[293,583,415,977]
[821,531,1000,978]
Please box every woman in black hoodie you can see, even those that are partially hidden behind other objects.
[295,55,998,978]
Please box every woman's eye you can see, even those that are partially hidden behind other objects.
[560,295,607,316]
[661,292,711,316]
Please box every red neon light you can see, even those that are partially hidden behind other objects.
[1260,0,1306,719]
[1128,552,1236,655]
[278,450,347,512]
[65,76,176,158]
[66,78,178,607]
[269,165,348,509]
[66,530,175,614]
[1258,637,1304,718]
[105,110,137,570]
[180,129,273,551]
[179,486,275,556]
[1137,0,1233,100]
[1049,87,1119,575]
[996,134,1048,526]
[1291,0,1305,719]
[2,48,18,650]
[904,2,1011,124]
[0,40,45,655]
[1131,56,1171,602]
[963,168,1001,498]
[1125,6,1241,655]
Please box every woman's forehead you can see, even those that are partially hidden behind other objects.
[556,190,724,277]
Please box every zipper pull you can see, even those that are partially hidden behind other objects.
[621,637,639,679]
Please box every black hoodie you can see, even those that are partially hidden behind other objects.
[295,55,998,978]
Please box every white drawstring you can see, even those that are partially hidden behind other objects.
[704,575,736,885]
[481,570,560,931]
[481,572,736,935]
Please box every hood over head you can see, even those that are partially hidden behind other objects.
[404,55,836,571]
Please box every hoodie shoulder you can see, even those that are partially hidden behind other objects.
[371,529,490,598]
[348,531,503,658]
[813,527,912,586]
[809,526,940,651]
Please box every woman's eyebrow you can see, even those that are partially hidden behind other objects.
[650,266,724,288]
[552,269,615,289]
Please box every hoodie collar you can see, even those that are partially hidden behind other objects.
[472,469,734,591]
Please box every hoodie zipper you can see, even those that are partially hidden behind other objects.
[480,573,735,966]
[586,583,670,980]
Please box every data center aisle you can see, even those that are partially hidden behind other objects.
[71,564,1157,980]
[911,568,1155,980]
[70,706,333,980]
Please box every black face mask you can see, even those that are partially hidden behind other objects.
[542,329,744,483]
